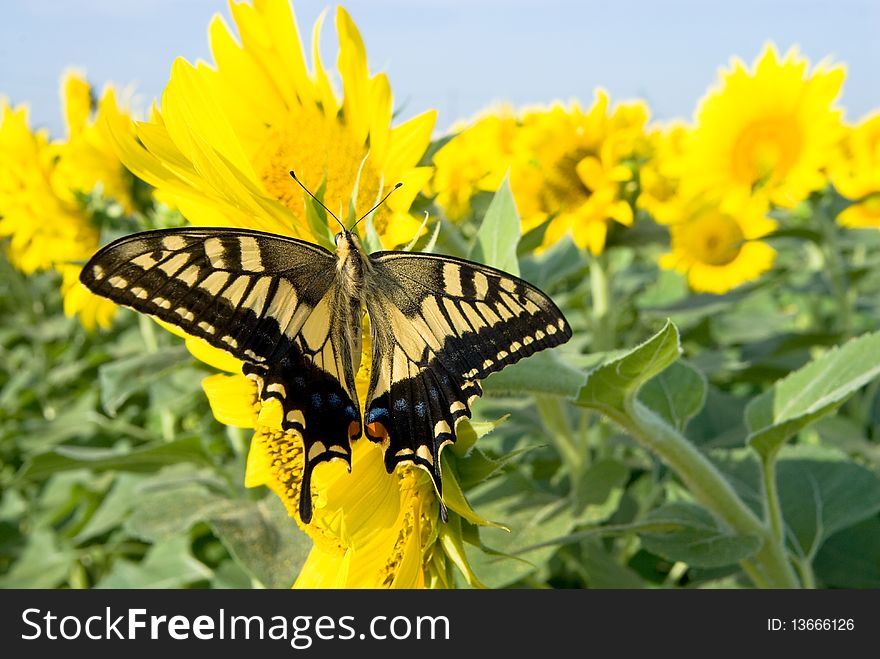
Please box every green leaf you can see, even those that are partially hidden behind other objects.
[575,321,681,415]
[0,529,75,588]
[774,447,880,560]
[638,360,707,432]
[73,474,146,543]
[209,495,313,589]
[469,177,521,275]
[814,518,880,588]
[573,459,629,524]
[126,483,233,542]
[362,215,385,253]
[440,452,505,529]
[687,386,748,448]
[462,472,574,588]
[450,416,507,457]
[16,437,211,482]
[95,535,212,588]
[639,502,762,568]
[98,345,190,416]
[303,177,336,250]
[580,540,646,588]
[483,351,585,398]
[746,330,880,459]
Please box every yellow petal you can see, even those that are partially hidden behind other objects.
[61,69,92,138]
[368,74,393,166]
[311,9,340,118]
[385,110,437,181]
[294,545,349,588]
[202,373,258,428]
[336,6,370,145]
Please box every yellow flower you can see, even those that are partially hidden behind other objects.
[513,91,648,254]
[637,122,689,225]
[193,319,447,588]
[684,43,844,208]
[431,108,518,220]
[111,1,479,588]
[830,112,880,228]
[659,193,777,294]
[0,72,134,329]
[105,0,435,248]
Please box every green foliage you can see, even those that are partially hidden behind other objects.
[4,174,880,590]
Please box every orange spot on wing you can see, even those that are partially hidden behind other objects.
[366,421,389,440]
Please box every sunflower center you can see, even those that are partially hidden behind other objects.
[253,104,380,233]
[732,117,802,188]
[543,148,594,208]
[687,211,745,266]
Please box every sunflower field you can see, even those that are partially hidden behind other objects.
[2,0,880,591]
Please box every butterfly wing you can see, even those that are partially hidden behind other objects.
[80,227,363,522]
[363,252,572,511]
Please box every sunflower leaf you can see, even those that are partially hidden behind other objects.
[469,176,521,275]
[575,320,681,415]
[639,501,762,568]
[746,330,880,460]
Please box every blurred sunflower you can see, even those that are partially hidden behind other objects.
[103,0,480,588]
[105,0,435,248]
[430,108,518,221]
[637,122,689,225]
[513,91,648,254]
[830,112,880,228]
[659,193,776,294]
[0,71,135,329]
[684,44,844,208]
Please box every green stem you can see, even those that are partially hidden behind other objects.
[817,201,853,337]
[762,454,785,546]
[795,557,817,589]
[615,400,800,588]
[590,254,613,352]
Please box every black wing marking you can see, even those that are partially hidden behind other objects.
[80,227,362,522]
[363,252,572,515]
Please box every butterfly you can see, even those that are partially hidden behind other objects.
[80,172,572,523]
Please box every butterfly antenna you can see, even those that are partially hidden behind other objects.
[289,170,344,231]
[350,182,403,231]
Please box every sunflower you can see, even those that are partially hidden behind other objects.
[0,72,134,329]
[659,192,777,294]
[430,108,518,221]
[637,122,689,225]
[513,91,649,254]
[191,320,453,588]
[104,0,435,249]
[830,112,880,228]
[684,43,844,208]
[102,0,482,588]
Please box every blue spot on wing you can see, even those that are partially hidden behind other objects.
[366,407,389,423]
[311,393,322,408]
[393,398,407,412]
[328,393,342,407]
[414,401,427,417]
[345,404,358,419]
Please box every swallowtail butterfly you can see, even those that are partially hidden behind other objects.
[80,174,571,522]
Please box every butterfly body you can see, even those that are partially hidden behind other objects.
[81,226,571,522]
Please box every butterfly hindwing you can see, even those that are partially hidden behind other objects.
[80,227,362,522]
[362,252,572,505]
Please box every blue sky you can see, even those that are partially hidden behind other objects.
[1,0,877,136]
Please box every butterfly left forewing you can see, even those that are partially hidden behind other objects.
[80,227,363,522]
[362,252,572,506]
